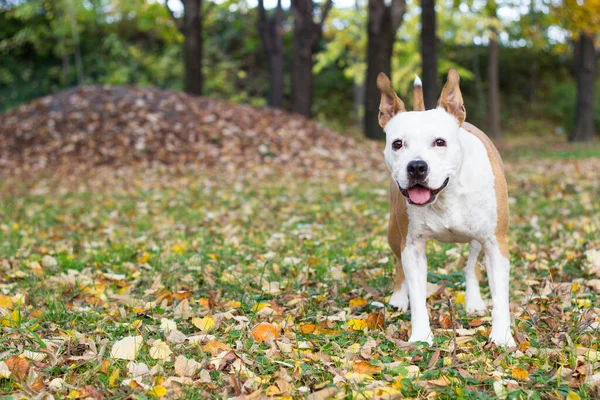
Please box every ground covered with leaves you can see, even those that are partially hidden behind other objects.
[1,144,600,399]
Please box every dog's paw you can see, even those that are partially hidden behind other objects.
[389,290,409,312]
[489,330,516,348]
[409,330,434,346]
[465,296,487,315]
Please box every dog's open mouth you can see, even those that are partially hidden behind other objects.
[399,177,449,205]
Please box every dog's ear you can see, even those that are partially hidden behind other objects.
[437,69,466,125]
[413,75,425,111]
[377,73,406,128]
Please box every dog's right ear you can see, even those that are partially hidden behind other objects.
[377,73,406,128]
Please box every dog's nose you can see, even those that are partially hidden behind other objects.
[407,160,428,180]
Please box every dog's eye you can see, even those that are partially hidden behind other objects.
[392,140,403,151]
[434,139,447,147]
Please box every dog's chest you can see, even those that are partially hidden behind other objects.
[409,197,496,243]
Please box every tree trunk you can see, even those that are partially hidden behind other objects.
[258,0,285,108]
[365,7,394,139]
[364,0,406,139]
[183,0,203,96]
[488,26,501,138]
[420,0,437,109]
[291,0,332,117]
[291,47,313,116]
[571,32,596,142]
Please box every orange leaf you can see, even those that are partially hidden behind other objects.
[511,367,529,380]
[252,322,280,342]
[366,312,384,330]
[5,356,29,381]
[352,360,382,375]
[439,314,452,329]
[518,341,531,352]
[469,317,484,327]
[300,323,317,334]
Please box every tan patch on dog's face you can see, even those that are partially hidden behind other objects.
[462,122,509,258]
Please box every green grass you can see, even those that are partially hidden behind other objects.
[0,152,600,398]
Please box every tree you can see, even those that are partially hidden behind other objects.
[572,31,596,142]
[364,0,406,139]
[167,0,204,96]
[258,0,285,108]
[420,0,436,109]
[551,0,600,142]
[487,0,501,138]
[291,0,332,117]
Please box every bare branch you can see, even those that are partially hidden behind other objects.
[318,0,333,28]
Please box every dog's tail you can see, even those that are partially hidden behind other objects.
[413,75,425,111]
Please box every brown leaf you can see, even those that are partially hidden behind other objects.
[5,356,29,381]
[366,312,384,330]
[439,314,452,329]
[469,317,485,327]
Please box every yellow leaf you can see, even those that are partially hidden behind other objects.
[511,367,529,380]
[148,385,167,397]
[171,244,185,254]
[138,252,150,264]
[349,298,367,307]
[567,391,581,400]
[391,375,403,389]
[228,301,241,309]
[109,368,120,387]
[455,292,465,305]
[67,390,80,399]
[192,316,215,332]
[201,340,230,355]
[347,319,368,331]
[577,299,592,308]
[251,302,270,312]
[0,294,13,309]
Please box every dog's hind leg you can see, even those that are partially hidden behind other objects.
[388,213,409,312]
[465,240,487,314]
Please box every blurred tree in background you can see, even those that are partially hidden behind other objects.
[0,0,598,140]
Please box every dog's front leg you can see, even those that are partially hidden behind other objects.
[484,240,516,347]
[402,241,433,344]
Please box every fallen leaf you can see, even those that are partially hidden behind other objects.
[149,340,172,360]
[511,367,529,380]
[110,336,144,360]
[5,356,29,381]
[352,360,382,375]
[349,298,367,307]
[252,322,280,342]
[192,316,215,332]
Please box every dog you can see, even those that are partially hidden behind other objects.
[377,69,515,347]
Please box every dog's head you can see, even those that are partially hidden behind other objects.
[378,69,466,206]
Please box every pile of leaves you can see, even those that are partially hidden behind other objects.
[0,86,381,173]
[1,151,600,398]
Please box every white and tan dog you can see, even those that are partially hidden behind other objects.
[378,69,515,347]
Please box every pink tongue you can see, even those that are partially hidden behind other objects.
[407,186,431,204]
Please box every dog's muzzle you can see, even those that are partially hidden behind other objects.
[397,177,450,206]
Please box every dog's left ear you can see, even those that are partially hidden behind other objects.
[437,69,466,126]
[377,73,406,128]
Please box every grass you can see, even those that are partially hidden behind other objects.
[0,149,600,399]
